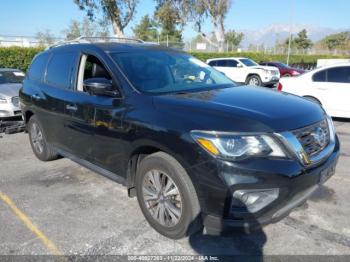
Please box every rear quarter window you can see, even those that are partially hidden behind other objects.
[28,53,50,81]
[312,70,327,82]
[208,60,217,66]
[46,52,77,89]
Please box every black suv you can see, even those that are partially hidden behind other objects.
[20,39,340,239]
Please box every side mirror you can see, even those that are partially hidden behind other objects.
[83,78,119,97]
[237,64,243,68]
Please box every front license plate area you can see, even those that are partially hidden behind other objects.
[319,162,336,184]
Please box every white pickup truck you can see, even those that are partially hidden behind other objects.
[207,57,280,87]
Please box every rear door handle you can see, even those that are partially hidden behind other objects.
[66,104,78,111]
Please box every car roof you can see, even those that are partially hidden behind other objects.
[43,42,184,55]
[207,57,247,61]
[307,63,350,74]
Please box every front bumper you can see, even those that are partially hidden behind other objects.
[191,136,340,236]
[261,78,279,86]
[0,103,22,118]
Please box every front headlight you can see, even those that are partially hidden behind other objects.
[191,131,286,160]
[0,97,8,104]
[263,69,271,75]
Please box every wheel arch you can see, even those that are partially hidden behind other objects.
[126,145,168,197]
[245,73,261,83]
[125,142,199,199]
[24,110,34,123]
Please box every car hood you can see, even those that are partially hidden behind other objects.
[251,65,278,71]
[153,86,326,133]
[293,68,306,74]
[0,83,22,98]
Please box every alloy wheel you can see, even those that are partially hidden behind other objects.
[30,122,44,154]
[249,77,259,86]
[142,169,182,227]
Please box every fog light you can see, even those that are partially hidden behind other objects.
[232,188,279,213]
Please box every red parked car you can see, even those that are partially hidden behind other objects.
[260,61,305,77]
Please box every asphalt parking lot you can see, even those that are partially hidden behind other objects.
[0,119,350,257]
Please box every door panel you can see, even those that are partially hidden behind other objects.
[311,67,350,116]
[90,98,129,176]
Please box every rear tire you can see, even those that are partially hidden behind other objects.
[28,116,59,161]
[135,152,202,239]
[246,75,262,86]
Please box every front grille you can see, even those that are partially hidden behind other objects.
[11,96,19,107]
[293,119,330,157]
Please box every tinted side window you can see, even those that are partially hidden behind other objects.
[313,70,326,82]
[216,60,226,67]
[208,60,217,66]
[28,53,50,81]
[227,60,238,67]
[327,66,350,83]
[46,52,76,89]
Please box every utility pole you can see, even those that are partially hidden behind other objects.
[287,0,295,66]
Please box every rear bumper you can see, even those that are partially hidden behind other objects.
[191,136,340,236]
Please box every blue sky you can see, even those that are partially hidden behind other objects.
[0,0,349,40]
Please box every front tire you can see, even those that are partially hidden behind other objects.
[135,152,202,239]
[28,116,59,161]
[246,75,262,86]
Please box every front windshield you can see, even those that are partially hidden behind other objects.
[0,71,25,84]
[110,51,235,94]
[239,58,258,67]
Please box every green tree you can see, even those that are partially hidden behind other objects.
[284,29,313,50]
[132,15,158,41]
[63,18,110,40]
[158,0,232,51]
[192,0,231,51]
[74,0,138,37]
[224,30,244,50]
[294,29,313,50]
[154,0,183,42]
[321,31,349,50]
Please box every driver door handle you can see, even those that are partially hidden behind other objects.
[66,104,78,111]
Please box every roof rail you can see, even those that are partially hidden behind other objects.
[46,36,144,50]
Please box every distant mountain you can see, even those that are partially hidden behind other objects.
[239,24,347,48]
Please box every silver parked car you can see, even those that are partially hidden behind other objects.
[0,68,25,118]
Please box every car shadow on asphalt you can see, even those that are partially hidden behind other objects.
[188,228,267,261]
[187,212,267,261]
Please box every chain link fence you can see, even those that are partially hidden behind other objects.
[1,35,349,57]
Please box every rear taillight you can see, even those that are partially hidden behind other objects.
[277,82,283,91]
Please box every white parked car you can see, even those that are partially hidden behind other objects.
[278,63,350,118]
[0,68,25,118]
[207,57,280,87]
